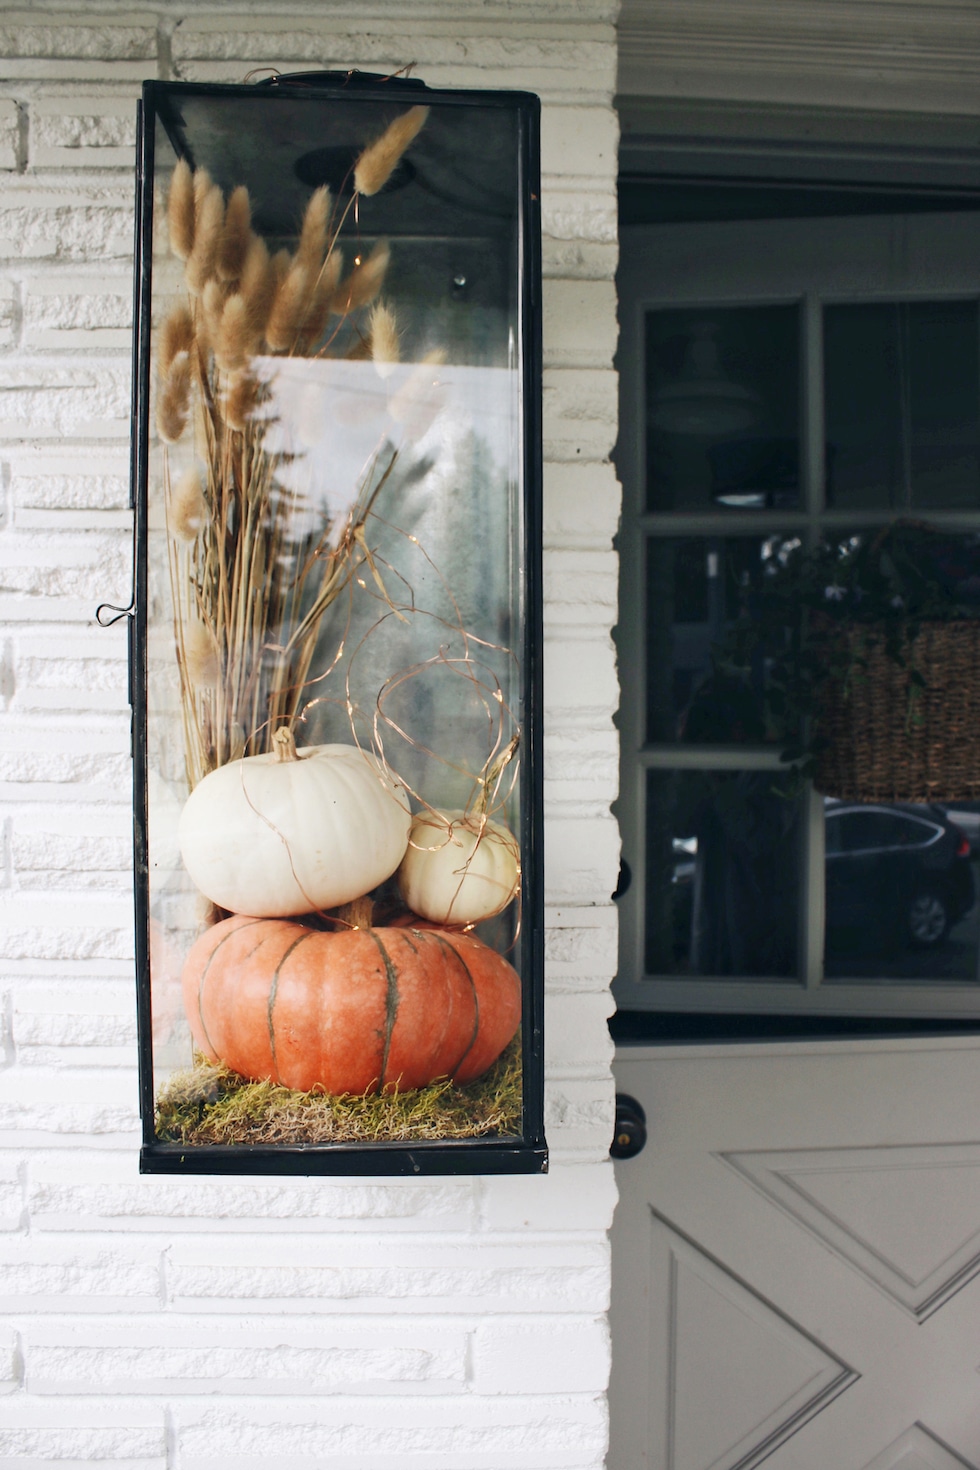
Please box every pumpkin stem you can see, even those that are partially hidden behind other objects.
[273,726,299,763]
[333,895,375,930]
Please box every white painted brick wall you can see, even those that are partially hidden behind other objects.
[0,3,621,1464]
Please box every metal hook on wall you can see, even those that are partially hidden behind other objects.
[96,601,135,628]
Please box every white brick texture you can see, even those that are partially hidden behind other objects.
[0,2,621,1465]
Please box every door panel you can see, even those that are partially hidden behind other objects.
[726,1144,980,1321]
[646,1212,856,1470]
[863,1424,977,1469]
[609,1042,980,1470]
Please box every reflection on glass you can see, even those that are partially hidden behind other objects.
[812,523,980,622]
[824,300,980,511]
[824,799,980,983]
[646,533,801,743]
[645,770,800,978]
[645,305,801,512]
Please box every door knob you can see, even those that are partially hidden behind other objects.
[611,1092,647,1159]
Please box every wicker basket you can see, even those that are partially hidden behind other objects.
[813,620,980,803]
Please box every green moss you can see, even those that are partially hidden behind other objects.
[154,1040,523,1147]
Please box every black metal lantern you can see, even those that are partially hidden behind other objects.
[128,73,545,1174]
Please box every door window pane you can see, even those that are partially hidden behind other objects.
[645,306,801,512]
[824,300,980,511]
[645,769,801,979]
[824,800,980,982]
[646,534,801,744]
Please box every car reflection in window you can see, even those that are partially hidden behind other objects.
[665,798,977,981]
[824,801,975,960]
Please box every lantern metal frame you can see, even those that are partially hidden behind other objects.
[128,73,546,1175]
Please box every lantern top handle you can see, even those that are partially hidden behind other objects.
[254,68,427,92]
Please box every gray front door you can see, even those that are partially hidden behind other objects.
[611,202,980,1468]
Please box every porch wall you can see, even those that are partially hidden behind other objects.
[0,3,622,1464]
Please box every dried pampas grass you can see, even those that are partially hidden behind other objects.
[239,234,274,337]
[215,293,253,371]
[270,248,291,292]
[183,619,220,687]
[354,105,429,197]
[369,301,399,378]
[296,186,331,271]
[192,168,214,217]
[158,302,194,379]
[158,133,431,786]
[157,350,192,443]
[170,467,208,540]
[217,185,252,282]
[332,240,390,315]
[167,158,195,260]
[200,279,227,349]
[266,261,311,352]
[185,182,225,296]
[295,249,343,355]
[224,370,260,431]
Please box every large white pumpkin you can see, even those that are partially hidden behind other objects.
[178,730,411,917]
[397,808,520,926]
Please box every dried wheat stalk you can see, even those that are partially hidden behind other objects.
[158,108,426,789]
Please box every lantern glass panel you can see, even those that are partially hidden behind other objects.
[135,80,543,1172]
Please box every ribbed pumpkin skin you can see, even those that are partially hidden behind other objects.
[397,809,520,926]
[177,742,410,919]
[181,913,521,1094]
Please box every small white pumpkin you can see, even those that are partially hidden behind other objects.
[397,808,520,926]
[178,728,410,917]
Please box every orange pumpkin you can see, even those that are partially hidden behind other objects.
[181,912,522,1094]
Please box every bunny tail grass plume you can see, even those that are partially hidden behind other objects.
[322,245,343,292]
[167,158,195,260]
[225,370,260,431]
[215,293,253,371]
[200,278,227,347]
[315,246,344,308]
[296,186,331,271]
[183,619,220,687]
[158,302,194,379]
[296,249,343,353]
[266,261,312,352]
[269,249,292,319]
[354,105,429,197]
[192,167,214,215]
[332,240,390,315]
[369,301,399,378]
[156,350,192,443]
[170,467,208,540]
[240,233,274,339]
[185,182,225,296]
[217,185,252,282]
